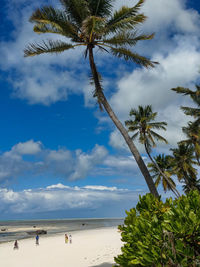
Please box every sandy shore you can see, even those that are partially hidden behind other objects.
[0,227,122,267]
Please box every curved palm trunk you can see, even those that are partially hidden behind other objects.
[144,142,180,198]
[88,46,159,198]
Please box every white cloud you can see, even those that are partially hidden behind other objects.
[69,145,108,181]
[46,183,70,189]
[83,185,118,191]
[11,140,42,155]
[0,140,143,185]
[0,185,141,216]
[142,0,200,34]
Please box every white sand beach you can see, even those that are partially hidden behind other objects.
[0,227,122,267]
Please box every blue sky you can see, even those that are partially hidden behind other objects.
[0,0,200,220]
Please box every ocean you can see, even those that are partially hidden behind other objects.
[0,218,124,243]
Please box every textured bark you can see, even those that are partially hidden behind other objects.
[88,45,159,198]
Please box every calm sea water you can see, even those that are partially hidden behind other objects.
[0,218,124,243]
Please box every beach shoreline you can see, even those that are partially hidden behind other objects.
[0,226,122,267]
[0,218,124,243]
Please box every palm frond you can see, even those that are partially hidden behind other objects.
[106,0,146,33]
[150,131,168,143]
[148,122,167,130]
[125,119,135,127]
[60,0,90,26]
[81,16,106,37]
[101,32,154,47]
[30,6,78,39]
[130,131,139,140]
[33,23,61,35]
[110,47,157,68]
[106,14,147,33]
[147,133,156,147]
[24,40,74,57]
[87,0,113,17]
[154,175,161,188]
[178,139,191,145]
[97,45,109,53]
[181,106,200,117]
[171,86,194,96]
[128,126,140,132]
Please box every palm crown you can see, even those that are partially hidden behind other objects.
[24,0,156,68]
[125,105,167,153]
[170,144,197,182]
[148,154,175,192]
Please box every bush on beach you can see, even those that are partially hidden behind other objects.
[114,190,200,266]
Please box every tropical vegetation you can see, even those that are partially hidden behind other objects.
[114,190,200,267]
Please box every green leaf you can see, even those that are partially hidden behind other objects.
[24,40,74,57]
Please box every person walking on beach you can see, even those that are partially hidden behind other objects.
[13,240,19,249]
[65,233,68,244]
[36,234,39,245]
[69,234,72,244]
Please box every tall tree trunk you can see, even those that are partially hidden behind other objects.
[88,45,159,198]
[144,142,180,198]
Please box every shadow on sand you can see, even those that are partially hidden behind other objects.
[90,263,114,267]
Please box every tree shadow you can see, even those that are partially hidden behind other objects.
[90,263,114,267]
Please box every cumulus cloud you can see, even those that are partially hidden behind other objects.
[69,145,108,181]
[10,140,42,155]
[83,185,118,191]
[0,185,141,217]
[46,183,70,189]
[0,140,143,185]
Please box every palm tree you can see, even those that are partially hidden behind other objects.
[125,105,168,157]
[147,154,176,193]
[24,0,159,197]
[170,143,198,192]
[172,85,200,121]
[182,176,200,193]
[125,105,180,197]
[180,121,200,165]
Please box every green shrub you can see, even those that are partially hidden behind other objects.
[114,191,200,266]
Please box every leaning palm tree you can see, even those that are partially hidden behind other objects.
[170,143,198,192]
[180,121,200,165]
[24,0,159,197]
[125,105,180,197]
[148,154,176,193]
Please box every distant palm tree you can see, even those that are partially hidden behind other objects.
[125,105,168,156]
[172,85,200,122]
[24,0,159,197]
[125,105,180,197]
[148,154,176,193]
[170,143,198,193]
[180,121,200,165]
